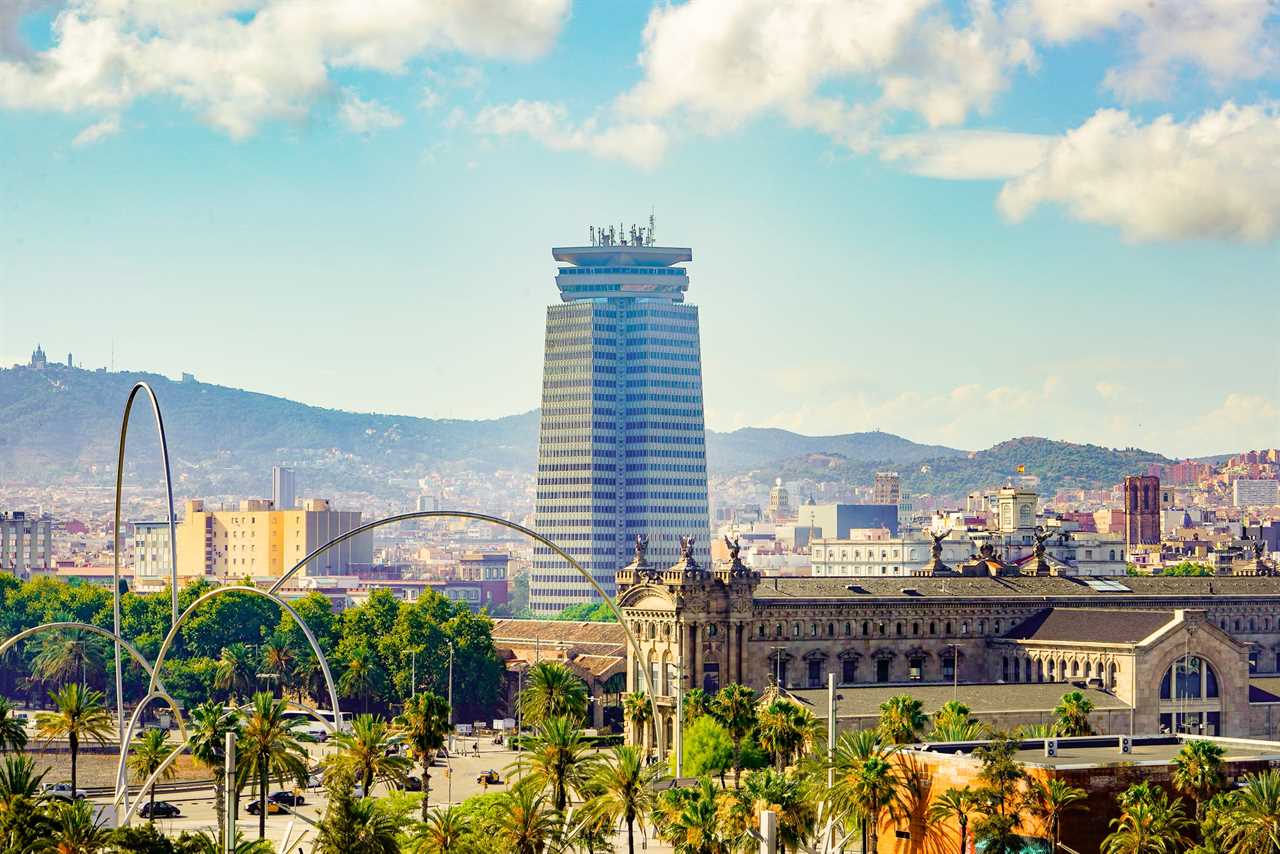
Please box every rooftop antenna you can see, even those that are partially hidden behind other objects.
[649,208,656,246]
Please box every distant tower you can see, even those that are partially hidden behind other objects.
[67,353,73,368]
[272,466,296,510]
[29,344,46,370]
[1124,475,1161,548]
[873,472,901,506]
[767,478,793,521]
[531,227,710,615]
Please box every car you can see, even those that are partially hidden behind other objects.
[140,801,181,819]
[402,776,422,792]
[244,799,285,815]
[43,783,86,801]
[268,791,305,807]
[476,770,502,785]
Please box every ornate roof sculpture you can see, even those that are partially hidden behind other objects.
[959,541,1020,577]
[917,527,957,577]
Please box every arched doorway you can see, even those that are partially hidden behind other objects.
[1158,656,1222,735]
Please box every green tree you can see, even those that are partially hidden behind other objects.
[740,768,816,853]
[970,734,1028,854]
[35,684,113,796]
[52,796,109,854]
[552,603,617,622]
[1053,691,1095,737]
[328,714,410,798]
[1024,777,1087,849]
[338,643,383,715]
[622,692,653,756]
[1172,739,1227,821]
[521,716,599,813]
[681,716,733,784]
[314,765,402,854]
[829,729,903,854]
[877,694,927,745]
[756,700,818,771]
[128,727,176,822]
[494,779,560,854]
[32,630,106,689]
[0,755,54,854]
[582,745,660,854]
[0,697,29,752]
[927,787,981,854]
[520,662,588,727]
[1102,787,1194,854]
[1215,769,1280,854]
[656,778,726,854]
[214,643,257,702]
[237,692,311,839]
[186,701,241,847]
[682,688,711,723]
[259,639,294,699]
[409,805,473,854]
[710,683,756,786]
[276,592,338,655]
[395,691,452,819]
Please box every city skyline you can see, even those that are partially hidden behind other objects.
[2,2,1277,458]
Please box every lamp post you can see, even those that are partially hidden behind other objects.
[447,641,455,752]
[946,643,960,700]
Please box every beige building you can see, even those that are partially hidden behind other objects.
[174,498,371,580]
[615,544,1280,747]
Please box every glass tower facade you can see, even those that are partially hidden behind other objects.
[531,240,711,614]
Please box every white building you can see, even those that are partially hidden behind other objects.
[132,520,174,588]
[1233,479,1279,508]
[272,466,296,510]
[1,511,52,577]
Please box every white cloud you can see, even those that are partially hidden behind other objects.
[1008,0,1277,101]
[0,0,569,137]
[338,88,402,134]
[1181,393,1280,456]
[472,99,669,170]
[998,102,1280,242]
[71,113,120,145]
[879,129,1052,179]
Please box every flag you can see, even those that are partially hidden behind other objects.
[1016,465,1026,474]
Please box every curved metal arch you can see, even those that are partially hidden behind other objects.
[0,622,175,698]
[144,586,342,739]
[112,381,180,808]
[116,734,192,826]
[112,689,192,811]
[264,510,663,757]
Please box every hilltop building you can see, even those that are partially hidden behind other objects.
[531,222,710,615]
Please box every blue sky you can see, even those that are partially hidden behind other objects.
[1,0,1277,457]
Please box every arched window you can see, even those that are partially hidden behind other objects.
[775,624,783,638]
[757,625,766,639]
[844,622,851,636]
[912,622,920,635]
[945,621,953,635]
[862,621,870,637]
[1048,659,1056,679]
[828,622,835,637]
[896,622,904,636]
[1109,662,1118,688]
[1002,656,1009,681]
[1160,658,1220,700]
[929,622,937,635]
[961,621,969,635]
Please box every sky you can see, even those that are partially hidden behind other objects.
[0,0,1277,459]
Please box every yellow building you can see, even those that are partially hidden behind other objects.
[175,498,371,580]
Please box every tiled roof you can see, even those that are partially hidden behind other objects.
[1001,608,1175,644]
[753,574,1280,601]
[490,618,625,648]
[787,682,1130,719]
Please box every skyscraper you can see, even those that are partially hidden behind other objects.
[272,465,295,510]
[531,223,710,614]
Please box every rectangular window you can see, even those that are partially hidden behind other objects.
[841,658,856,684]
[808,660,822,688]
[909,658,924,680]
[876,660,890,683]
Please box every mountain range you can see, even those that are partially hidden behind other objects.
[1,365,1180,499]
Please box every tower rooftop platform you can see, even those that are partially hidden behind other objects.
[552,245,692,267]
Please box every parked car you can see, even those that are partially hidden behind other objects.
[140,801,181,819]
[268,791,305,807]
[244,799,284,816]
[43,783,86,801]
[403,776,422,792]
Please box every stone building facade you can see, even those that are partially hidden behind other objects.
[615,543,1280,743]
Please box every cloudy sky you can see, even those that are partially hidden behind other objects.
[1,0,1277,457]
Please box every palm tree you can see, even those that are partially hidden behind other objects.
[622,692,654,757]
[710,683,756,785]
[0,697,29,752]
[51,797,108,854]
[682,688,711,723]
[1102,789,1193,854]
[1053,691,1095,737]
[659,778,725,854]
[409,805,471,854]
[521,715,599,812]
[756,700,818,770]
[1024,777,1087,849]
[928,787,981,854]
[329,714,410,798]
[520,661,588,726]
[338,644,382,715]
[1215,769,1280,854]
[315,779,402,854]
[877,695,926,745]
[170,829,274,854]
[929,719,988,743]
[829,728,904,854]
[395,691,452,819]
[128,727,176,821]
[260,639,295,699]
[238,692,311,839]
[933,700,975,732]
[741,768,816,854]
[187,701,241,846]
[1172,739,1227,821]
[0,754,53,853]
[35,684,113,796]
[215,643,258,702]
[294,650,328,707]
[32,630,105,689]
[496,779,561,854]
[582,745,659,854]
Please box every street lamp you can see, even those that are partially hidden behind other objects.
[945,643,960,700]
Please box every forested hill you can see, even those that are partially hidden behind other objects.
[2,365,1175,499]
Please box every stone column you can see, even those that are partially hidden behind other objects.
[591,680,604,729]
[689,623,699,691]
